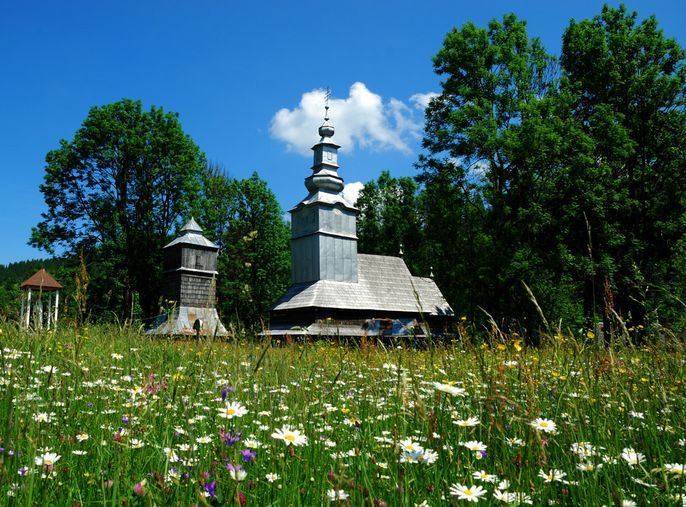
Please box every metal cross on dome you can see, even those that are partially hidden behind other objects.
[324,87,331,118]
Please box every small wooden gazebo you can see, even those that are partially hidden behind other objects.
[20,268,63,330]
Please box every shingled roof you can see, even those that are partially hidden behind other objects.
[272,254,453,316]
[20,268,63,290]
[164,218,218,249]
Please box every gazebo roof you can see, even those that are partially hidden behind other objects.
[20,268,63,291]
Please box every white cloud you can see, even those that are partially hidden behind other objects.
[470,160,489,177]
[270,82,436,156]
[342,181,364,206]
[448,156,489,182]
[409,92,439,111]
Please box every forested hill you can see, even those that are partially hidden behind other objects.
[0,258,70,283]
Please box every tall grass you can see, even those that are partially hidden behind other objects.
[0,323,684,505]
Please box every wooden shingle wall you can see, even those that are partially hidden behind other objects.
[163,273,216,307]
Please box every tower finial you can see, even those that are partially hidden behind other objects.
[318,87,335,139]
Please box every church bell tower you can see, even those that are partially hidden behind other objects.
[148,218,228,336]
[290,104,359,284]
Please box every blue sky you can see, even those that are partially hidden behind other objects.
[1,0,684,265]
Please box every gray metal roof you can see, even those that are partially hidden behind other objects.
[290,190,357,213]
[181,217,203,233]
[272,254,453,316]
[164,218,219,250]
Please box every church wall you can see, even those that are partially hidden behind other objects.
[179,273,216,307]
[318,235,357,282]
[163,247,182,272]
[180,248,216,272]
[162,272,216,307]
[291,206,317,238]
[161,272,181,304]
[292,235,319,283]
[318,206,356,237]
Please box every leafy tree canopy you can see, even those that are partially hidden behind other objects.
[31,99,206,320]
[357,171,424,274]
[196,167,290,328]
[416,5,686,335]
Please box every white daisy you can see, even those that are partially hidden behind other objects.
[34,452,60,467]
[530,418,557,433]
[327,489,350,501]
[462,441,487,452]
[271,426,308,446]
[538,468,566,482]
[449,483,487,502]
[454,416,480,427]
[620,448,646,466]
[434,382,466,396]
[217,401,248,419]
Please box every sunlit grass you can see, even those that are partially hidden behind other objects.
[0,324,684,505]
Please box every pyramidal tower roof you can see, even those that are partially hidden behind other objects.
[164,218,218,249]
[181,217,203,233]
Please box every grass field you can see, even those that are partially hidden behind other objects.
[0,324,684,505]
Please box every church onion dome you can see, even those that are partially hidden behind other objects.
[306,105,348,195]
[318,116,335,139]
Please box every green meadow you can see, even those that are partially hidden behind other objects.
[0,325,684,506]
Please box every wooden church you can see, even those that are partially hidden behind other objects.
[269,108,453,337]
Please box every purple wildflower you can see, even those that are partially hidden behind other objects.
[122,415,130,425]
[204,480,217,498]
[240,449,256,462]
[219,427,242,447]
[221,385,233,401]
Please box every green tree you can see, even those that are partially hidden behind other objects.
[30,99,205,320]
[416,161,495,320]
[419,14,572,329]
[560,4,686,330]
[420,6,686,336]
[356,171,425,274]
[197,171,290,328]
[195,162,238,251]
